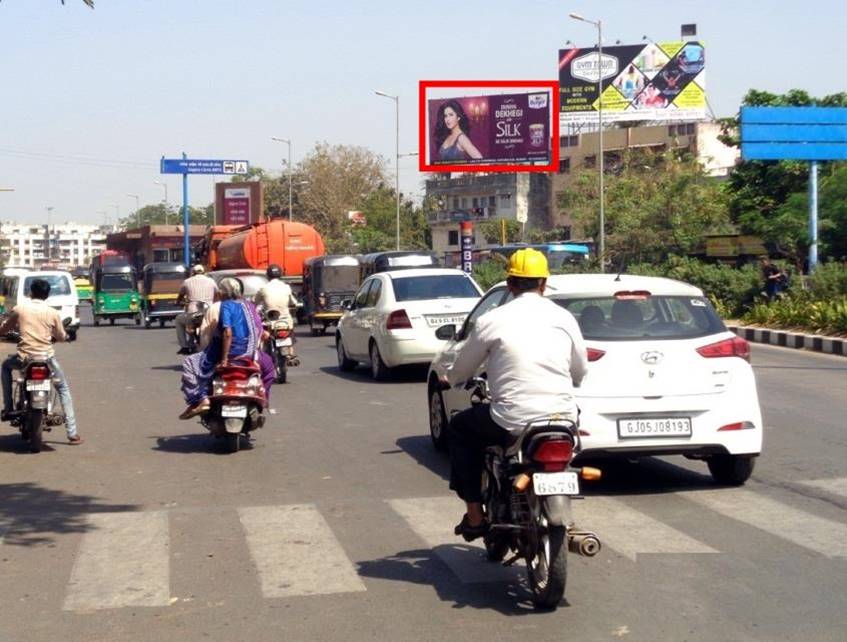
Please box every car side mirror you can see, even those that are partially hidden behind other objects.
[342,300,353,311]
[435,324,456,341]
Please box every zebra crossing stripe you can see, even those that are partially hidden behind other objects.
[573,496,718,561]
[238,504,366,598]
[798,477,847,499]
[680,488,847,558]
[387,496,522,584]
[63,511,170,611]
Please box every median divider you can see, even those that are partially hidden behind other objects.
[726,324,846,357]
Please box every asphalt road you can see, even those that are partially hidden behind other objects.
[1,309,845,642]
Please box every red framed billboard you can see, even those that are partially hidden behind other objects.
[419,80,559,173]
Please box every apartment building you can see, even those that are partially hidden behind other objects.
[0,221,109,269]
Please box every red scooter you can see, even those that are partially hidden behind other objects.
[200,358,266,453]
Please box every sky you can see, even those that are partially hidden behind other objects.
[0,0,844,226]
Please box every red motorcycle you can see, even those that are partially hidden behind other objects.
[200,358,266,453]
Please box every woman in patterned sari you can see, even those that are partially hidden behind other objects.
[179,277,272,419]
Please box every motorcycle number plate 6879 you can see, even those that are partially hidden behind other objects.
[26,380,51,392]
[275,338,293,347]
[221,404,247,418]
[532,472,580,496]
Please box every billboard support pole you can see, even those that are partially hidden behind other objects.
[809,160,818,271]
[597,20,605,273]
[182,152,190,267]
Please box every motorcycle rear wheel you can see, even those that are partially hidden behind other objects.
[527,523,567,609]
[27,409,45,454]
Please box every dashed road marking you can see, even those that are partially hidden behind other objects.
[238,504,366,598]
[63,511,170,611]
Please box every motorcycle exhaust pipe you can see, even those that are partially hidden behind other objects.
[568,531,601,557]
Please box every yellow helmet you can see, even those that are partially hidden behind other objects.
[507,248,550,278]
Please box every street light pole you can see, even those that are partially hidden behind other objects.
[375,90,400,250]
[127,194,141,229]
[569,12,605,271]
[271,137,293,221]
[154,180,168,225]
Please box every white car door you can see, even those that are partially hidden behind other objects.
[344,279,375,358]
[441,286,509,417]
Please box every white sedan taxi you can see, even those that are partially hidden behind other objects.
[336,268,482,380]
[427,274,763,485]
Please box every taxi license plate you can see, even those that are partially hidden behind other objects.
[532,472,580,496]
[427,314,465,328]
[275,338,293,347]
[617,417,692,438]
[221,405,247,418]
[26,380,51,392]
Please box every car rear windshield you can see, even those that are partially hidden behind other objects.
[24,275,71,296]
[552,295,726,340]
[391,275,479,302]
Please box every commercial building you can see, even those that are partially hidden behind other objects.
[106,225,207,272]
[424,122,739,256]
[552,121,738,236]
[0,221,109,269]
[424,173,550,260]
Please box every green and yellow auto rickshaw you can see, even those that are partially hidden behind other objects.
[91,264,141,326]
[302,255,361,335]
[71,267,93,302]
[139,262,187,328]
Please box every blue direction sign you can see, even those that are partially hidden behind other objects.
[160,158,249,175]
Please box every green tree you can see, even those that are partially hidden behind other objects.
[119,203,210,229]
[719,89,847,263]
[477,219,522,244]
[296,143,387,242]
[559,150,730,266]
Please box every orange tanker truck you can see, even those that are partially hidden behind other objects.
[197,219,325,303]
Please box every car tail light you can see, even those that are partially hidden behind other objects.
[587,347,605,362]
[27,365,50,381]
[718,421,755,431]
[532,439,575,472]
[697,336,750,362]
[386,309,412,330]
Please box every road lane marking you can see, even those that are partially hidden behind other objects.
[572,496,718,561]
[798,477,847,499]
[63,511,170,611]
[388,497,522,584]
[680,488,847,558]
[238,504,366,598]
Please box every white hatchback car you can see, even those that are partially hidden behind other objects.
[336,268,482,380]
[427,274,763,485]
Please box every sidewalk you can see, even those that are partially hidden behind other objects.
[726,323,846,357]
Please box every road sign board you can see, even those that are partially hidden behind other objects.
[160,158,250,175]
[741,107,847,161]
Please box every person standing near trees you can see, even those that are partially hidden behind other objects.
[760,257,786,300]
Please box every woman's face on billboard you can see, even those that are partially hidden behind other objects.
[443,106,459,130]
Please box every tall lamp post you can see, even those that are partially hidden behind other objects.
[375,90,400,250]
[127,193,141,229]
[154,180,168,225]
[271,137,293,221]
[569,12,605,271]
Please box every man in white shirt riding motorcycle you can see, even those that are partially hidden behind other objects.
[442,248,588,541]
